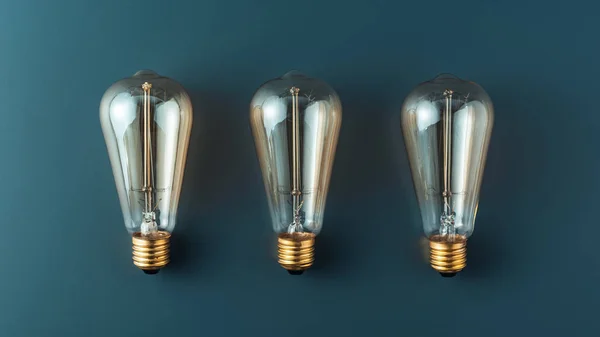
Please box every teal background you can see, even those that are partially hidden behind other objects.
[1,1,599,336]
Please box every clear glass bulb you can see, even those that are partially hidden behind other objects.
[100,70,193,273]
[250,71,342,273]
[401,74,493,276]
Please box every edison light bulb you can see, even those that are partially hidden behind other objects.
[401,74,494,277]
[250,71,342,274]
[100,70,193,274]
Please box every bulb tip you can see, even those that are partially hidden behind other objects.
[133,69,159,77]
[439,272,457,278]
[143,269,160,275]
[282,70,306,79]
[277,232,316,273]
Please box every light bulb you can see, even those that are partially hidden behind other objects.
[250,71,342,274]
[100,70,193,274]
[401,74,494,277]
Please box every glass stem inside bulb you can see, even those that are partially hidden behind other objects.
[440,90,456,238]
[288,87,304,234]
[141,82,158,236]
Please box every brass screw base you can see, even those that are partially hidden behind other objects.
[277,232,316,273]
[429,234,467,275]
[132,231,171,273]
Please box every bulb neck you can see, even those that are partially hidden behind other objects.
[277,232,315,274]
[429,234,467,275]
[132,231,171,273]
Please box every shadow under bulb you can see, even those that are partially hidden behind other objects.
[250,71,342,275]
[100,70,193,274]
[401,74,494,277]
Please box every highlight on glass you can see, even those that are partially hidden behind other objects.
[401,74,494,277]
[250,71,342,274]
[100,70,193,274]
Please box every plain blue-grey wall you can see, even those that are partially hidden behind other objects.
[1,0,599,336]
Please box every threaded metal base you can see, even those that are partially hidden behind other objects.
[277,232,315,273]
[429,234,467,275]
[132,231,171,273]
